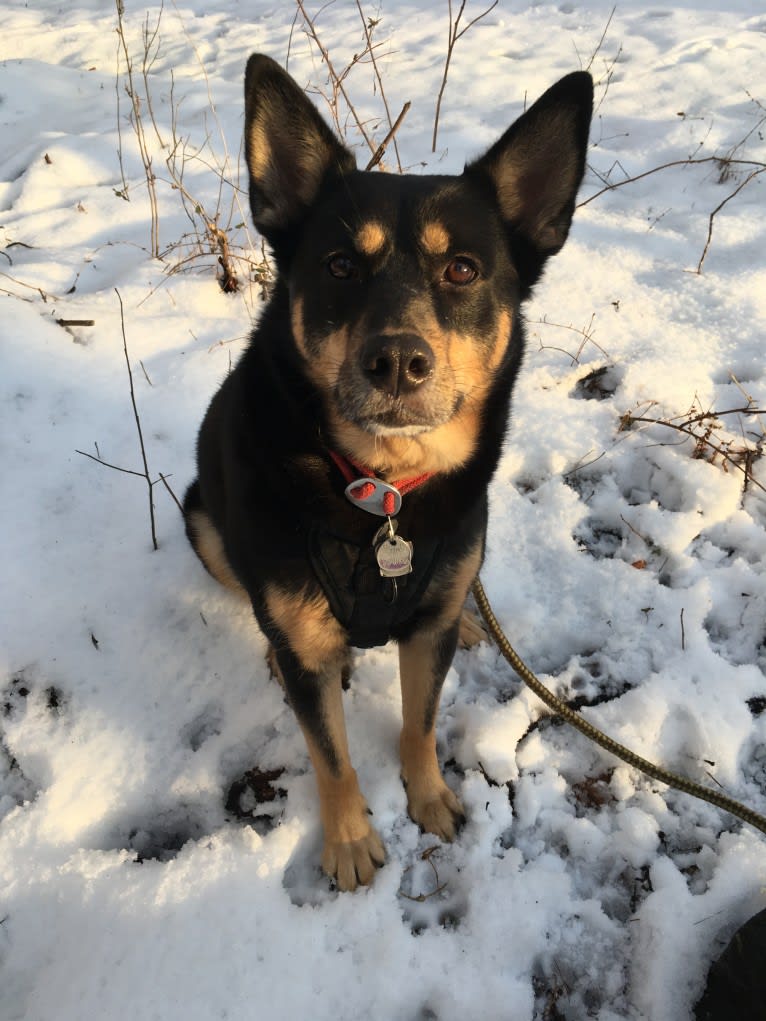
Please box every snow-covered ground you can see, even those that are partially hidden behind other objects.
[2,2,765,1018]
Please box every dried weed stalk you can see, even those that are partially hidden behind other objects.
[292,0,410,172]
[432,0,499,153]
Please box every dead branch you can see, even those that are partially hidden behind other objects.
[365,101,411,170]
[295,0,377,156]
[620,408,766,496]
[159,472,184,514]
[0,271,59,303]
[115,0,160,256]
[76,449,146,479]
[432,0,498,153]
[695,166,765,273]
[355,1,403,171]
[116,287,158,549]
[578,155,765,208]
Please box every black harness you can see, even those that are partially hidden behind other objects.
[308,523,443,648]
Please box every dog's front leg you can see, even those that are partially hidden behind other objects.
[265,585,385,891]
[399,618,465,840]
[398,540,483,839]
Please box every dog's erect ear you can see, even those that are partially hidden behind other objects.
[466,72,592,268]
[244,54,356,236]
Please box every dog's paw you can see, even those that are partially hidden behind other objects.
[321,827,386,892]
[458,607,487,649]
[407,783,465,842]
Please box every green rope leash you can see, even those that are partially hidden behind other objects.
[472,577,766,837]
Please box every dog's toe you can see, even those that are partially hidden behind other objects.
[322,828,386,892]
[408,783,464,842]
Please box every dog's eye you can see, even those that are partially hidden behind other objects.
[327,254,356,280]
[444,258,478,286]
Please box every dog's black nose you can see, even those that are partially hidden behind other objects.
[361,334,434,397]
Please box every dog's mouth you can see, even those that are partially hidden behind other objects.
[335,386,462,437]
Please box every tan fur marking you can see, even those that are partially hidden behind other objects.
[354,220,387,257]
[290,295,308,360]
[488,308,513,371]
[246,120,335,229]
[245,120,271,187]
[264,584,346,674]
[314,326,348,391]
[291,296,349,392]
[187,508,248,600]
[328,408,479,479]
[420,222,450,255]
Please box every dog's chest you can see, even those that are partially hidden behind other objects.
[307,522,443,647]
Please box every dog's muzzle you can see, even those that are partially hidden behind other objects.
[335,332,460,435]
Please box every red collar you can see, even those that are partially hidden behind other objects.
[328,449,435,516]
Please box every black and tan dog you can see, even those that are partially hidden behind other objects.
[184,55,592,890]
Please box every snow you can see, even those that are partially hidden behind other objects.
[1,1,766,1018]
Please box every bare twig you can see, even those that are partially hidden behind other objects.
[295,0,377,156]
[432,0,498,153]
[620,407,766,496]
[355,1,403,172]
[115,0,160,256]
[584,5,616,73]
[114,6,131,201]
[577,5,619,116]
[398,846,448,901]
[159,472,184,514]
[76,449,147,479]
[579,155,765,209]
[365,101,411,171]
[116,287,158,549]
[695,167,765,273]
[0,271,59,302]
[531,312,610,364]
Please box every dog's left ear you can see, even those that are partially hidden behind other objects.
[465,71,593,281]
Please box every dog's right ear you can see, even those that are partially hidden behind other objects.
[244,54,356,237]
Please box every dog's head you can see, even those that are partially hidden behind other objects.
[244,55,592,476]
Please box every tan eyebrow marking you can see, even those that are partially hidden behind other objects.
[420,222,451,255]
[354,221,387,256]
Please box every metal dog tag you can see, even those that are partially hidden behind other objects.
[373,518,414,578]
[376,535,414,577]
